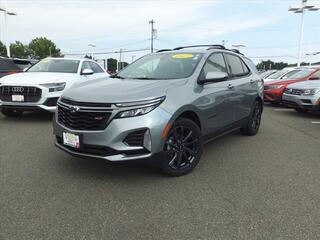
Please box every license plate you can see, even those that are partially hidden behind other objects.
[12,95,24,102]
[63,132,80,149]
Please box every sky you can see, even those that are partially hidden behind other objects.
[0,0,319,66]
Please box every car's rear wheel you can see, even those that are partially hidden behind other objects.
[241,101,262,136]
[160,118,203,176]
[1,109,23,117]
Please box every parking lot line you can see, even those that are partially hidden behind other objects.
[311,121,320,124]
[273,108,293,112]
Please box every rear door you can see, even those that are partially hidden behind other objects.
[195,52,234,134]
[224,53,257,122]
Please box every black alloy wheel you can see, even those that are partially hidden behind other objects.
[161,118,203,176]
[241,101,262,136]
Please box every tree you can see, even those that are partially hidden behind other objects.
[28,37,62,59]
[256,60,288,70]
[10,41,30,58]
[0,41,7,57]
[107,58,118,73]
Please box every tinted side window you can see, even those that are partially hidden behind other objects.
[200,53,228,80]
[81,61,92,72]
[89,62,104,73]
[225,54,249,77]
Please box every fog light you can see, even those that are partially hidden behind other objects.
[143,129,152,152]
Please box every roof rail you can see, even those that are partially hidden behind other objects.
[229,49,244,55]
[173,44,225,50]
[156,49,172,53]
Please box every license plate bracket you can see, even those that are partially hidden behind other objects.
[62,132,81,149]
[12,95,24,102]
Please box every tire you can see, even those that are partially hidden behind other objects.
[241,101,262,136]
[294,108,307,113]
[160,118,203,177]
[1,109,23,117]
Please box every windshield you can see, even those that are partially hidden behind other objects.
[288,69,315,79]
[117,52,203,80]
[267,69,290,79]
[280,69,301,79]
[28,59,80,73]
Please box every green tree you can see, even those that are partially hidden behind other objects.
[256,60,289,70]
[10,41,30,58]
[0,41,7,57]
[107,58,118,72]
[28,37,62,59]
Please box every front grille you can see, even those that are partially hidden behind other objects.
[284,88,303,95]
[0,86,42,102]
[58,105,111,130]
[124,129,147,146]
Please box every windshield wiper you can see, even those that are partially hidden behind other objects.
[110,74,125,79]
[134,77,163,80]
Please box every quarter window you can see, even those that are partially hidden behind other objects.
[200,53,228,80]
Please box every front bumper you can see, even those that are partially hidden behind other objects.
[53,107,171,161]
[282,93,320,111]
[263,88,284,103]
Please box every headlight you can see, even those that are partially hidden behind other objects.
[40,82,66,92]
[303,89,320,95]
[116,96,165,118]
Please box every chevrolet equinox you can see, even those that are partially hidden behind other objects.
[53,45,263,176]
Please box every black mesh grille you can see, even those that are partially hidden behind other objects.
[124,129,147,146]
[58,105,111,130]
[0,86,42,102]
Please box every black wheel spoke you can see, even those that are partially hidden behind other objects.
[183,130,193,143]
[185,138,198,146]
[184,146,196,157]
[176,152,182,169]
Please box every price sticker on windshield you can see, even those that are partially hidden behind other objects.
[172,54,194,59]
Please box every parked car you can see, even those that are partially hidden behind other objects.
[282,80,320,113]
[264,67,301,83]
[260,70,278,79]
[0,57,36,78]
[53,44,263,176]
[263,67,320,104]
[0,57,108,117]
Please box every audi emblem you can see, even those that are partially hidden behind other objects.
[12,86,24,92]
[70,106,80,113]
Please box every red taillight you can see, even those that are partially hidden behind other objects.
[7,71,18,75]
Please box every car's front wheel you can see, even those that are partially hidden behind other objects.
[160,118,203,176]
[1,109,23,117]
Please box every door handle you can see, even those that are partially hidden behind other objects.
[250,79,255,84]
[227,84,234,89]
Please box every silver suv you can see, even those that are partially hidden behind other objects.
[53,45,263,176]
[283,80,320,113]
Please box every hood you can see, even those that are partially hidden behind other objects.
[62,77,187,103]
[0,72,78,85]
[287,80,320,89]
[264,78,304,86]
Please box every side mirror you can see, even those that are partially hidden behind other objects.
[198,72,228,84]
[309,76,320,80]
[81,68,94,75]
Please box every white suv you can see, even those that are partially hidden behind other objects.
[0,57,108,117]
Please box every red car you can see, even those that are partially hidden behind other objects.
[263,67,320,103]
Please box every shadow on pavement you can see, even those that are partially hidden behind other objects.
[0,111,54,122]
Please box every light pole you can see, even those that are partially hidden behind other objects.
[0,7,17,58]
[149,20,156,53]
[88,44,96,60]
[289,0,319,67]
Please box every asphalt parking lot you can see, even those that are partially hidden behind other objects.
[0,106,319,240]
